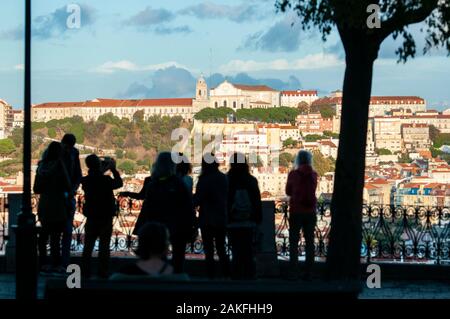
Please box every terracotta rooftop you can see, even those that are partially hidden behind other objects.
[33,98,193,109]
[282,90,318,96]
[232,83,276,92]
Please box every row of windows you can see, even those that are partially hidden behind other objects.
[39,107,191,116]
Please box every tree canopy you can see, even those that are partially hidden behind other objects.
[276,1,450,62]
[0,139,16,157]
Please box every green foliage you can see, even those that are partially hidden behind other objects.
[429,125,440,141]
[0,139,16,157]
[318,105,335,119]
[126,151,137,160]
[283,137,298,148]
[32,122,46,130]
[304,134,323,142]
[137,158,152,169]
[432,133,450,148]
[133,110,145,123]
[312,151,335,176]
[47,127,57,138]
[10,128,23,147]
[116,149,124,159]
[376,148,392,156]
[276,1,450,63]
[194,107,234,122]
[70,122,85,144]
[279,152,294,168]
[323,131,339,139]
[98,113,122,126]
[236,107,299,123]
[118,160,136,174]
[430,147,444,158]
[398,153,412,163]
[0,159,21,176]
[297,101,309,114]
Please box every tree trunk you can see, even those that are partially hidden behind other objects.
[326,30,379,281]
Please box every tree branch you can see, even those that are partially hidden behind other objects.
[378,0,439,41]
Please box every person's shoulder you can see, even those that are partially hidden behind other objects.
[249,174,258,184]
[144,176,152,183]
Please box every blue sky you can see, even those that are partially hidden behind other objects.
[1,0,449,110]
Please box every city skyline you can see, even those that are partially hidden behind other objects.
[0,0,449,110]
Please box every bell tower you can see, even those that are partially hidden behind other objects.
[193,75,210,113]
[196,75,208,101]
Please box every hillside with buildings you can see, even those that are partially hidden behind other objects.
[1,76,450,204]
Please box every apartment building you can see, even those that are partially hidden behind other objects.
[401,123,431,152]
[296,112,333,135]
[280,90,318,107]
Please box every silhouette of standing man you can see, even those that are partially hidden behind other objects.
[61,134,82,268]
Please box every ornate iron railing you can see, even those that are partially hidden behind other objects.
[0,193,448,264]
[275,201,450,264]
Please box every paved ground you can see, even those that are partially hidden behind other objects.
[0,274,448,299]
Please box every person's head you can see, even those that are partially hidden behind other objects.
[201,153,219,176]
[135,222,170,260]
[176,153,192,177]
[85,154,101,172]
[61,134,76,150]
[294,150,313,169]
[151,152,176,179]
[43,141,63,162]
[228,152,249,176]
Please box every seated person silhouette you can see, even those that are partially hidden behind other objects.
[111,222,189,281]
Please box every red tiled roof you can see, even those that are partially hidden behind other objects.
[312,95,425,107]
[0,186,23,192]
[282,90,318,96]
[232,84,276,92]
[33,98,193,109]
[319,140,337,147]
[402,123,428,128]
[365,184,379,190]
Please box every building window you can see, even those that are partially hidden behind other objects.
[215,102,218,108]
[233,101,237,108]
[224,101,227,108]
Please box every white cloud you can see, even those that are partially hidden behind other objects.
[218,53,343,73]
[92,60,191,74]
[14,64,24,70]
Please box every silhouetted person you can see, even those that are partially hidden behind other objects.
[116,222,173,275]
[119,169,152,217]
[111,222,189,281]
[34,141,71,275]
[227,152,262,280]
[134,152,195,274]
[194,154,230,279]
[61,133,82,268]
[176,153,193,194]
[286,150,318,281]
[81,155,123,278]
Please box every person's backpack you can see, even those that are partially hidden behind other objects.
[231,188,253,221]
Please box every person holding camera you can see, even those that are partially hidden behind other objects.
[81,154,123,278]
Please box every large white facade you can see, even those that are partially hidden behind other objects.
[209,81,280,110]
